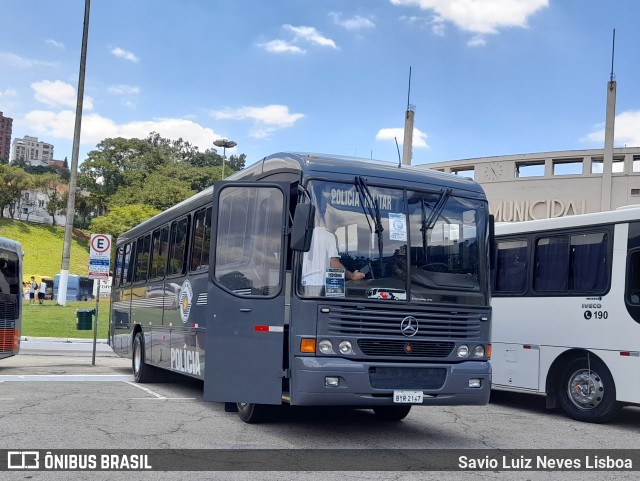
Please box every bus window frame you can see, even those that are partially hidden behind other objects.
[189,207,212,274]
[133,234,152,284]
[149,224,170,281]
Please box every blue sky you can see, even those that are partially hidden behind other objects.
[1,0,639,168]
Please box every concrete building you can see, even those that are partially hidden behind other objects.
[422,147,640,222]
[0,111,12,161]
[11,135,54,166]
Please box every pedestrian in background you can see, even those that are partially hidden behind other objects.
[29,276,37,304]
[38,279,47,304]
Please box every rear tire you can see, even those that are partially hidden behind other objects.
[132,331,158,383]
[237,403,268,424]
[557,356,621,423]
[373,405,412,421]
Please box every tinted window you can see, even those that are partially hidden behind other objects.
[149,226,169,279]
[534,232,608,293]
[190,207,212,272]
[134,235,151,282]
[168,217,190,276]
[114,246,123,286]
[122,243,134,285]
[495,239,528,293]
[215,186,284,296]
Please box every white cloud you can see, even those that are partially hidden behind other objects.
[0,88,18,98]
[329,12,376,30]
[390,0,548,38]
[0,51,56,68]
[283,25,337,49]
[583,110,640,147]
[24,110,222,150]
[376,127,429,148]
[257,39,305,54]
[467,35,487,47]
[45,39,65,49]
[108,85,140,95]
[110,47,140,63]
[31,80,94,110]
[210,104,304,139]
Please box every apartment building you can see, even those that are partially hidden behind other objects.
[11,135,54,166]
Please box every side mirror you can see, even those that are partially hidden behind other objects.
[291,203,315,252]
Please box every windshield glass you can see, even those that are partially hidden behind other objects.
[297,180,488,305]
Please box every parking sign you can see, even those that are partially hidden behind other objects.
[89,234,112,279]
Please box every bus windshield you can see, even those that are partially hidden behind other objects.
[298,180,488,304]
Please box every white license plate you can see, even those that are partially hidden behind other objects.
[393,390,424,403]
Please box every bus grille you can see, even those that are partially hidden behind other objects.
[326,305,482,340]
[369,367,447,390]
[358,339,454,357]
[0,320,16,353]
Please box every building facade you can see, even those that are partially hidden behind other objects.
[11,135,54,166]
[422,147,640,222]
[0,111,12,161]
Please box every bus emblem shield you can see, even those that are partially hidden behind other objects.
[179,280,193,323]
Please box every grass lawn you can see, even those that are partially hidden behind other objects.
[21,299,111,339]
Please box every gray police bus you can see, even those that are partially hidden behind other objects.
[111,152,493,423]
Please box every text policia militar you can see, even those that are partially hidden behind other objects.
[458,454,633,470]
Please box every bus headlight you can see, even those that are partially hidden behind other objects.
[318,339,334,354]
[473,345,485,358]
[338,341,353,355]
[457,345,469,358]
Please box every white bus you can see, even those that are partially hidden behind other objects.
[491,206,640,423]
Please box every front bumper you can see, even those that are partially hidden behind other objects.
[291,356,491,406]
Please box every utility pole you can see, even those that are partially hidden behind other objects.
[58,0,91,306]
[402,67,415,166]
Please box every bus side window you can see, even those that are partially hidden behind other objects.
[494,239,528,293]
[114,246,124,286]
[626,250,640,304]
[134,235,151,282]
[122,243,134,285]
[168,216,190,276]
[190,207,212,272]
[149,226,169,279]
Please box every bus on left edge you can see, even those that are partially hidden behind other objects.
[0,237,23,360]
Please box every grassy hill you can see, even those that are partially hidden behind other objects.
[0,218,90,280]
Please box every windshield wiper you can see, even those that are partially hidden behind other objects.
[355,176,384,277]
[420,188,452,265]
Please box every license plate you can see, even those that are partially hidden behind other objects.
[393,390,424,404]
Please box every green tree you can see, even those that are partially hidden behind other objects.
[89,204,160,239]
[0,165,33,218]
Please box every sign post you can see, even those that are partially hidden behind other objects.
[88,234,111,366]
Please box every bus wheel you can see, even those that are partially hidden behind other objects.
[373,405,412,421]
[132,332,156,383]
[557,357,621,423]
[237,403,267,424]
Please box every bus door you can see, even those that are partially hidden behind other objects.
[204,182,289,404]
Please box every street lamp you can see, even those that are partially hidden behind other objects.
[213,139,237,179]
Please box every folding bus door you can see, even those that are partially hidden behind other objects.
[204,182,289,405]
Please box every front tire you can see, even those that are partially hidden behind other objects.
[373,405,412,421]
[237,403,268,424]
[557,356,621,423]
[132,331,157,383]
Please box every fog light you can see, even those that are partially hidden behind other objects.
[318,339,334,354]
[457,345,469,358]
[338,341,353,354]
[468,378,481,388]
[473,345,485,358]
[325,376,340,387]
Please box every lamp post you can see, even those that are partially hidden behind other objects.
[213,139,236,179]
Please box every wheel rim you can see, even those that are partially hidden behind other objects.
[567,368,604,410]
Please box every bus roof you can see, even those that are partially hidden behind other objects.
[495,205,640,236]
[117,152,486,244]
[0,237,22,254]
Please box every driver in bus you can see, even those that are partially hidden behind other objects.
[301,214,365,297]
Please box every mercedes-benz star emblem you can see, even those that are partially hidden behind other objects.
[400,316,419,337]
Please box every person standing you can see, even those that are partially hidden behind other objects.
[29,276,37,304]
[38,279,47,304]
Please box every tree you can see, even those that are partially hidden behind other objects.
[0,165,32,218]
[89,204,160,239]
